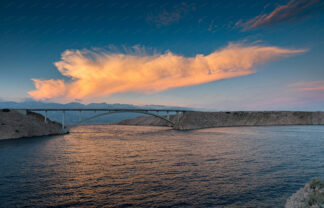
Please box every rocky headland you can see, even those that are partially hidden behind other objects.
[0,109,66,140]
[118,111,324,130]
[285,178,324,208]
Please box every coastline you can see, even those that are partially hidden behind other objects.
[285,178,324,208]
[118,111,324,130]
[0,109,67,140]
[1,110,323,139]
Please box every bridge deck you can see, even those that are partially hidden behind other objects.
[10,108,192,130]
[18,108,192,112]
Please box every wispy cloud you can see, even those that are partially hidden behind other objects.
[238,0,323,30]
[28,44,305,103]
[147,2,195,27]
[248,80,324,109]
[291,80,324,92]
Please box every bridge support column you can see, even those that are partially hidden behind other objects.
[166,111,170,120]
[176,112,179,123]
[62,111,65,130]
[44,110,47,123]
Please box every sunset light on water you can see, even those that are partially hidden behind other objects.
[0,0,323,207]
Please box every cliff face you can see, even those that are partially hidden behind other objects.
[0,109,66,140]
[176,111,324,130]
[118,111,324,130]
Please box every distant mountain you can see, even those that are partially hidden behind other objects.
[0,101,193,124]
[0,100,191,110]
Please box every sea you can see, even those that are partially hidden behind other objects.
[0,125,323,208]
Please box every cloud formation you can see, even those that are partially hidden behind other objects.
[28,44,305,103]
[147,2,195,26]
[291,80,324,92]
[249,80,324,109]
[239,0,323,30]
[242,81,323,110]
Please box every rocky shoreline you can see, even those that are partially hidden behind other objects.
[0,109,66,140]
[118,111,324,130]
[285,178,324,208]
[1,110,323,139]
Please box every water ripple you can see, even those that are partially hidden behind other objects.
[0,125,323,207]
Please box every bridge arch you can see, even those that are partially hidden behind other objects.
[73,110,176,127]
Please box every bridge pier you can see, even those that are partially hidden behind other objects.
[62,111,65,130]
[44,110,47,123]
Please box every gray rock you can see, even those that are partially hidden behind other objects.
[118,111,324,130]
[0,110,66,140]
[285,178,324,208]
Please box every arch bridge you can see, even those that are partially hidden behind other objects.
[22,108,191,130]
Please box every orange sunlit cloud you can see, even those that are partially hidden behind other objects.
[28,43,305,103]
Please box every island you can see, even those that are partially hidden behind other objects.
[0,109,66,140]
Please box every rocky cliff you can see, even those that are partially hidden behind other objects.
[118,111,324,130]
[285,178,324,208]
[0,109,66,140]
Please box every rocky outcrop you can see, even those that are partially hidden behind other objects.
[176,111,324,130]
[118,111,324,130]
[285,178,324,208]
[0,109,66,140]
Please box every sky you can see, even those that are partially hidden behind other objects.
[0,0,323,110]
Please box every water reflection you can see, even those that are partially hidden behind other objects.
[0,125,323,207]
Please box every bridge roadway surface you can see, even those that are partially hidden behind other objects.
[22,108,192,112]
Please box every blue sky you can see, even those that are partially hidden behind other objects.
[0,0,323,110]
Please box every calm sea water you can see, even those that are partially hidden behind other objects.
[0,125,324,208]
